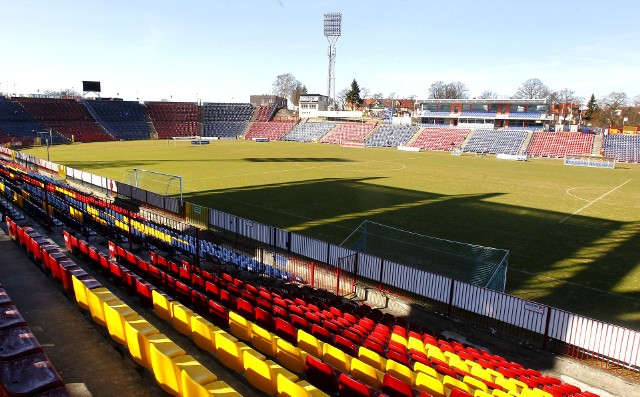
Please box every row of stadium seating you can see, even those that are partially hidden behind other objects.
[526,132,594,158]
[366,125,419,148]
[146,102,201,138]
[320,123,376,145]
[245,121,296,141]
[283,121,337,142]
[410,128,471,151]
[1,160,603,397]
[0,97,70,145]
[602,135,640,163]
[464,129,528,155]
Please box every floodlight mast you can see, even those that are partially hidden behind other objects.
[324,12,341,110]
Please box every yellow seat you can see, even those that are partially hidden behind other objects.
[485,368,504,383]
[474,390,494,397]
[149,335,187,395]
[297,329,323,358]
[201,380,242,397]
[228,311,252,342]
[425,345,447,363]
[215,330,264,372]
[470,366,492,383]
[276,338,308,374]
[463,375,489,393]
[71,275,91,311]
[465,359,483,373]
[276,376,330,397]
[152,289,173,322]
[520,388,552,397]
[390,333,408,347]
[357,346,386,371]
[171,302,194,336]
[349,358,384,389]
[191,314,222,353]
[443,375,471,395]
[178,357,218,397]
[87,288,119,327]
[443,350,460,364]
[415,372,446,397]
[243,350,298,396]
[103,300,136,345]
[322,343,351,373]
[491,390,513,397]
[494,377,526,394]
[251,323,279,357]
[124,315,159,369]
[413,361,439,379]
[385,359,415,386]
[407,336,425,354]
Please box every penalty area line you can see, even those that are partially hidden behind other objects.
[559,179,632,224]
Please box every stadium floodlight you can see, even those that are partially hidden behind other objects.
[324,12,342,110]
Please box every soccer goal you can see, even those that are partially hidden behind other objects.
[564,154,615,169]
[340,220,509,292]
[123,168,183,204]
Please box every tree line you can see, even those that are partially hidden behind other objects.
[272,73,640,128]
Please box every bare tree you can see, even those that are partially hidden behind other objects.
[372,93,384,100]
[633,94,640,107]
[593,91,629,126]
[478,90,498,99]
[512,78,550,99]
[360,87,371,100]
[43,88,80,98]
[429,81,469,99]
[336,88,349,110]
[272,73,300,101]
[290,82,307,107]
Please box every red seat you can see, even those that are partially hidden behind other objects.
[208,299,229,327]
[381,373,414,397]
[0,326,43,360]
[274,317,297,344]
[343,329,362,345]
[236,298,255,321]
[311,324,333,345]
[254,308,274,332]
[205,281,219,300]
[291,314,310,332]
[334,334,357,357]
[386,350,410,366]
[338,372,379,397]
[135,279,155,308]
[450,389,472,397]
[272,305,290,321]
[191,290,209,314]
[305,355,339,395]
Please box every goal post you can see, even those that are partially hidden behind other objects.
[564,154,615,169]
[123,168,183,205]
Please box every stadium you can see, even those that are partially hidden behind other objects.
[2,3,640,397]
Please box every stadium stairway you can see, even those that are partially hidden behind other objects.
[404,127,425,147]
[591,134,604,156]
[459,129,476,151]
[519,131,535,156]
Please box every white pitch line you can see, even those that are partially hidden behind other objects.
[559,179,632,223]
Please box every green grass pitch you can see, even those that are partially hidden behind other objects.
[23,140,640,329]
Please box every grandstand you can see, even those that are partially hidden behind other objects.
[282,121,337,142]
[320,122,376,145]
[0,97,69,146]
[463,129,528,155]
[410,127,471,151]
[526,131,594,158]
[146,101,200,138]
[0,153,631,396]
[15,97,113,142]
[244,121,296,141]
[202,102,254,139]
[365,125,419,148]
[82,99,151,140]
[603,134,640,163]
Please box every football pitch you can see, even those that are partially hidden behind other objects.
[23,140,640,329]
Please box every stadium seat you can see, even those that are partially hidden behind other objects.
[243,350,298,396]
[297,329,324,358]
[415,372,446,397]
[124,315,159,369]
[215,330,264,373]
[190,314,221,353]
[349,358,384,389]
[276,338,309,375]
[305,355,339,395]
[103,300,137,345]
[148,334,187,395]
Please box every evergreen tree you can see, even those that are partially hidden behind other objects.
[585,93,597,120]
[345,79,362,108]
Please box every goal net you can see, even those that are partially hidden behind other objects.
[340,220,508,292]
[564,154,615,169]
[123,168,183,201]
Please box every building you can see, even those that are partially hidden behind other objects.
[414,98,553,129]
[298,94,330,118]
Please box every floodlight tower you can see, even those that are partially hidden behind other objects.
[324,12,342,110]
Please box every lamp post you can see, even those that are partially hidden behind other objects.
[37,130,52,162]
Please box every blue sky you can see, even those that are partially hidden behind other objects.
[1,0,639,104]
